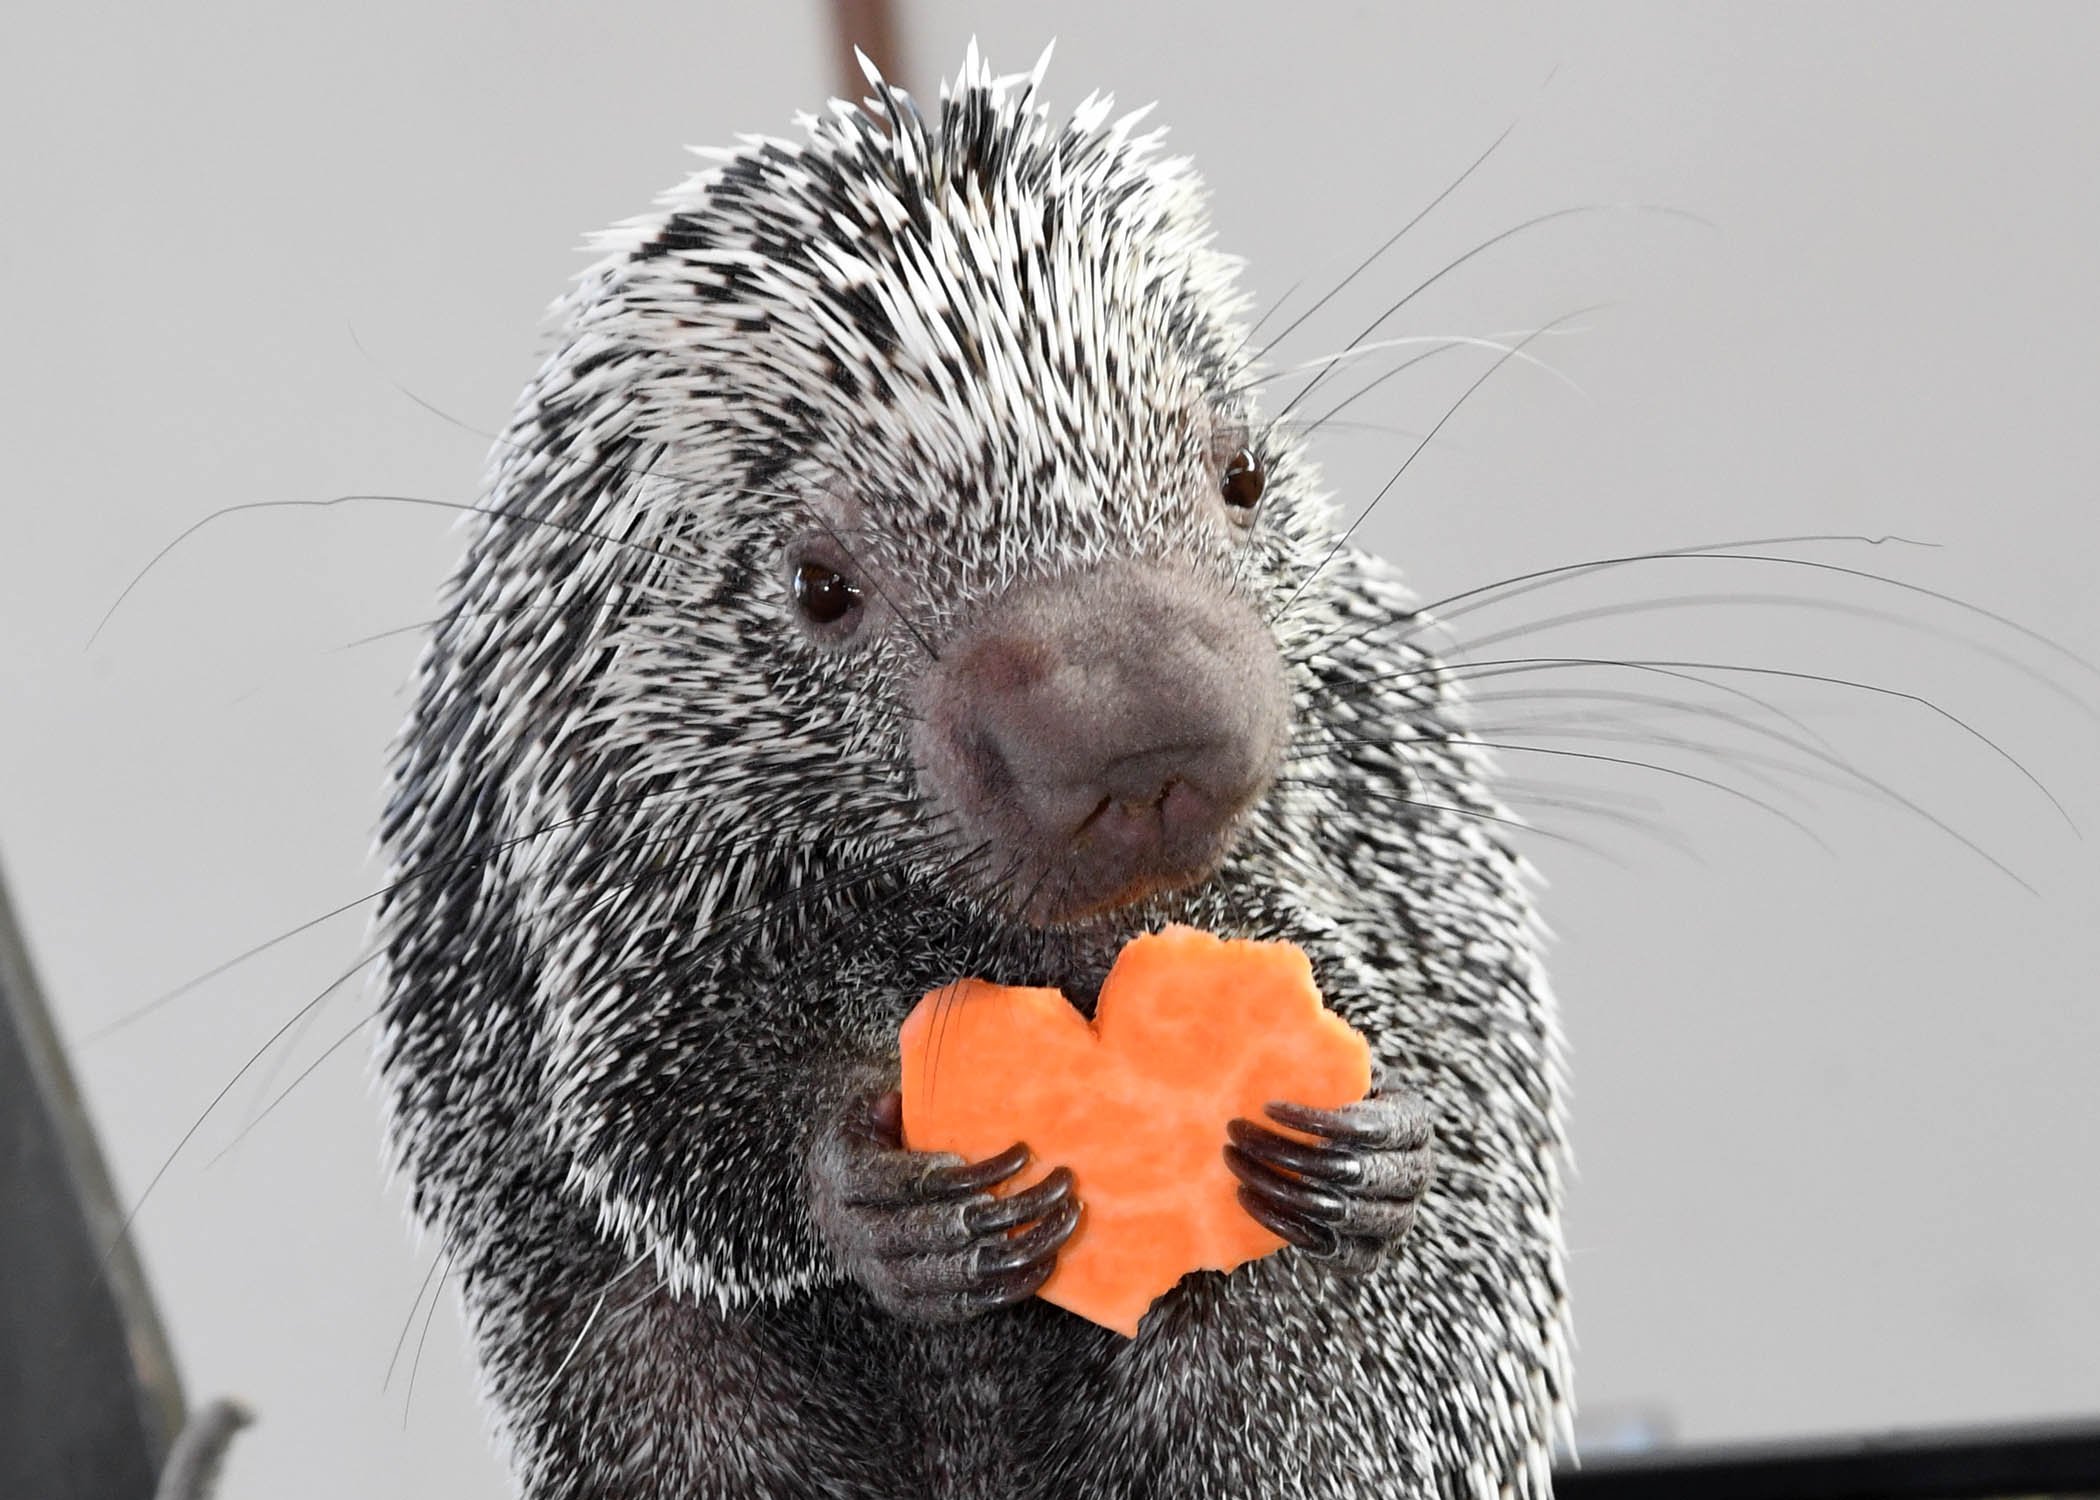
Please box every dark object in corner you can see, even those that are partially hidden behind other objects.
[0,856,186,1500]
[1553,1417,2100,1498]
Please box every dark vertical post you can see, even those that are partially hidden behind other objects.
[828,0,908,101]
[0,856,186,1499]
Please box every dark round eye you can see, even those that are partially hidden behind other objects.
[793,560,861,625]
[1221,447,1265,522]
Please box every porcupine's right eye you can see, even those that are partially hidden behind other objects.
[1220,447,1265,524]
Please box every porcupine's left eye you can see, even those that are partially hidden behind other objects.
[794,560,862,627]
[1221,447,1265,526]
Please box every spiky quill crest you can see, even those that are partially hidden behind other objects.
[375,45,1572,1499]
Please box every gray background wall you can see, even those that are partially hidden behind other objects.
[3,4,2095,1497]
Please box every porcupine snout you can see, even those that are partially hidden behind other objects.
[912,558,1290,925]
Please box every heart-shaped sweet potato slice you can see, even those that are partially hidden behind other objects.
[899,924,1371,1337]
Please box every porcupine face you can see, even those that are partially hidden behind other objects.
[543,60,1332,934]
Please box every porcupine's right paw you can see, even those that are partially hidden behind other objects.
[809,1089,1080,1322]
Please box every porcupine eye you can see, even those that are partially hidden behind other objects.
[793,559,862,627]
[1220,447,1265,526]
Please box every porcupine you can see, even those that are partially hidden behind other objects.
[374,47,1571,1500]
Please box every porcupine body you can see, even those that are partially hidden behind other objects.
[375,50,1571,1500]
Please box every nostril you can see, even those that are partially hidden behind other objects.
[1073,794,1160,858]
[1157,777,1226,850]
[1073,794,1116,840]
[1067,774,1226,857]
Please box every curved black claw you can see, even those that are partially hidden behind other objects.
[1224,1082,1437,1277]
[812,1089,1083,1321]
[1234,1182,1340,1258]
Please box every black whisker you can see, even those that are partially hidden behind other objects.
[1369,539,2100,697]
[1292,533,1938,667]
[402,1250,452,1430]
[382,1249,448,1394]
[209,1006,378,1166]
[88,466,839,650]
[1270,307,1603,628]
[1387,736,1834,853]
[1441,668,1845,758]
[1250,117,1521,368]
[1270,203,1705,429]
[1272,776,1631,863]
[101,950,382,1272]
[1225,274,1305,371]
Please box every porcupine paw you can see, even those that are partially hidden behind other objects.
[810,1089,1080,1322]
[1222,1071,1436,1277]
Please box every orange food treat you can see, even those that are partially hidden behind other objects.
[898,924,1372,1337]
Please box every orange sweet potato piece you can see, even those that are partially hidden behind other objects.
[898,924,1371,1337]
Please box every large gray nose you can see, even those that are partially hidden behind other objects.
[911,559,1289,924]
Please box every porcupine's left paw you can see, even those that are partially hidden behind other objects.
[1222,1073,1436,1277]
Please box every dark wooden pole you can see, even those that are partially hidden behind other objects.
[828,0,908,101]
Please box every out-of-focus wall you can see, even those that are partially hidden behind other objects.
[2,5,2093,1497]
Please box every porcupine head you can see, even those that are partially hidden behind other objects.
[374,42,1568,1500]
